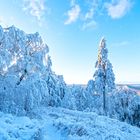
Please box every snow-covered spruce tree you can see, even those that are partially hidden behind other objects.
[93,37,115,115]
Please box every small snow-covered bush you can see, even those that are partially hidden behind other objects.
[62,85,84,111]
[61,86,76,110]
[61,81,102,113]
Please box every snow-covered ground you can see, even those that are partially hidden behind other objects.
[0,107,140,140]
[0,112,41,139]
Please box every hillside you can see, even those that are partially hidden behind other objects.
[0,107,140,140]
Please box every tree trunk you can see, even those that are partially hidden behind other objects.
[103,64,106,115]
[103,84,106,115]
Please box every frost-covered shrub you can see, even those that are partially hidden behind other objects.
[61,85,83,110]
[61,84,87,111]
[61,80,102,113]
[61,86,76,110]
[73,85,87,111]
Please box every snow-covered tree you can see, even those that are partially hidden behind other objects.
[84,80,101,112]
[93,37,115,114]
[108,87,140,127]
[86,80,95,95]
[0,25,66,115]
[61,86,76,110]
[42,55,66,107]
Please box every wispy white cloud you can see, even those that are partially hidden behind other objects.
[84,0,104,20]
[70,0,76,6]
[65,0,133,28]
[64,4,81,25]
[64,0,98,28]
[23,0,45,21]
[82,20,97,30]
[85,8,94,20]
[105,0,132,19]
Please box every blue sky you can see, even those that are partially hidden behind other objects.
[0,0,140,84]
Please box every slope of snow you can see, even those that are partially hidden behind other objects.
[27,107,140,140]
[0,107,140,140]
